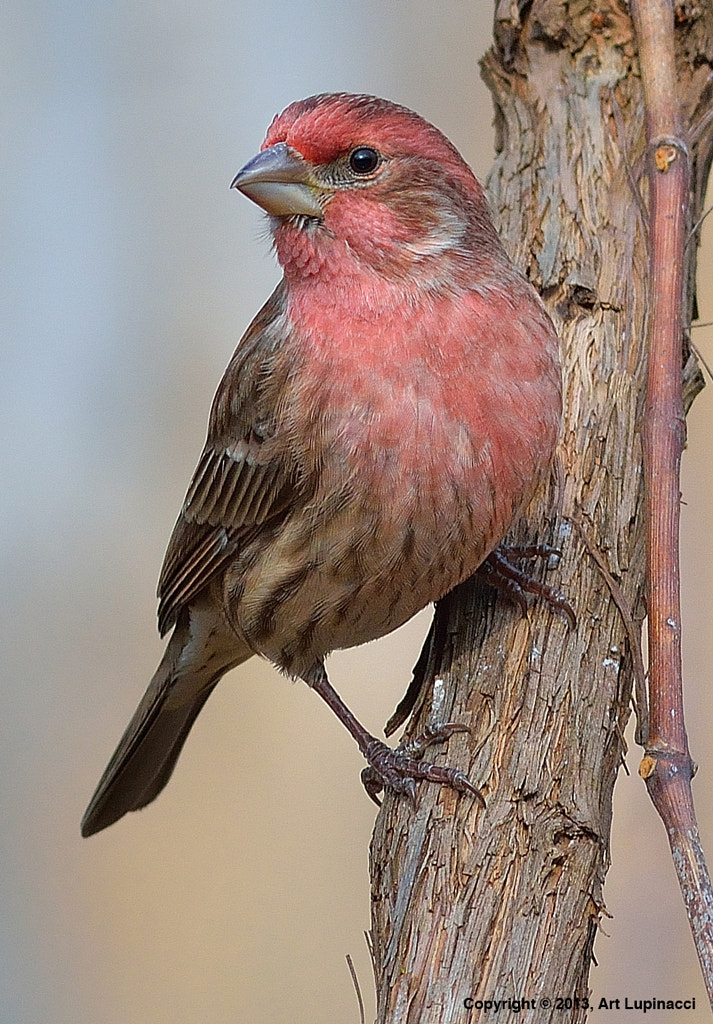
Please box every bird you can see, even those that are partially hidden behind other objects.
[81,92,562,837]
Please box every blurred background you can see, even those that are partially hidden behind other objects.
[2,2,713,1022]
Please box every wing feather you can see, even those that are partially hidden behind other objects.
[156,282,311,635]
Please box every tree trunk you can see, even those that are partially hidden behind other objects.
[369,4,713,1021]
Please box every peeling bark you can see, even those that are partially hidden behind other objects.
[369,3,713,1021]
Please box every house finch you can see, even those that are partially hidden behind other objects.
[81,92,561,837]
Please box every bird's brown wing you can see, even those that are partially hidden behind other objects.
[156,281,309,635]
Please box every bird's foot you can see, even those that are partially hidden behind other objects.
[479,544,576,629]
[360,723,482,806]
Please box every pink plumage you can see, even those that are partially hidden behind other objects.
[81,93,561,836]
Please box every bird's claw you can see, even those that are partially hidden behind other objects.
[360,724,482,807]
[479,545,576,629]
[401,721,469,755]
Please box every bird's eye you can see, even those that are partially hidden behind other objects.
[348,147,380,175]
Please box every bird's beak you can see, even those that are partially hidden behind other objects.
[230,142,324,219]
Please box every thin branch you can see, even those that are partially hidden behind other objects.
[574,515,648,745]
[688,339,713,383]
[685,202,713,251]
[609,88,650,241]
[630,0,713,1004]
[345,954,366,1024]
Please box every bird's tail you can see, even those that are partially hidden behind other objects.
[81,611,250,837]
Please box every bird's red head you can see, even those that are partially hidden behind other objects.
[261,93,476,189]
[232,93,502,285]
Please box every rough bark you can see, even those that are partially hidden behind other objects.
[369,3,713,1022]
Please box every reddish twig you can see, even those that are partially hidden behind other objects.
[630,0,713,1004]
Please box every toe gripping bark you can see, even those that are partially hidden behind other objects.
[384,543,576,739]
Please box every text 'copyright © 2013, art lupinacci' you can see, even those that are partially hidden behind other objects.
[462,995,697,1014]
